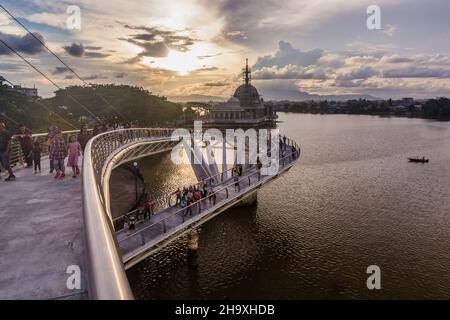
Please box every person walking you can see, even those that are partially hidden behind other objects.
[233,165,241,192]
[0,122,15,181]
[67,135,81,178]
[52,130,67,179]
[208,178,216,205]
[15,124,33,168]
[174,188,181,206]
[143,200,152,220]
[256,156,262,170]
[32,141,41,174]
[77,125,91,152]
[46,126,57,174]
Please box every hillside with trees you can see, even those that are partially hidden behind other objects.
[0,78,183,132]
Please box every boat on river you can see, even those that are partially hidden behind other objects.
[408,157,429,163]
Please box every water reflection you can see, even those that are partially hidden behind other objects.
[126,114,450,299]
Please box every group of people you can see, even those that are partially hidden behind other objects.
[92,121,137,136]
[0,122,96,181]
[174,179,217,216]
[47,128,82,179]
[120,163,251,235]
[122,199,154,235]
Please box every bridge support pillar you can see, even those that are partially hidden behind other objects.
[187,229,199,267]
[233,190,258,207]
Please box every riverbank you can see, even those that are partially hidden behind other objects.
[279,110,450,121]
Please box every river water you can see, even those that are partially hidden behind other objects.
[126,113,450,299]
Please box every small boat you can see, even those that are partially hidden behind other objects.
[408,157,429,163]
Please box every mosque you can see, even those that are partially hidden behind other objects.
[205,59,277,127]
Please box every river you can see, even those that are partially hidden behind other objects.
[125,113,450,299]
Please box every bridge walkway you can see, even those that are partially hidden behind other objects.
[0,157,87,299]
[116,151,298,268]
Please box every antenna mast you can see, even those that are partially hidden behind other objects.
[243,58,251,85]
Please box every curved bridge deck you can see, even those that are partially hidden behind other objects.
[116,152,298,269]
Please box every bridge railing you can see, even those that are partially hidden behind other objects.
[112,139,301,231]
[116,145,300,252]
[82,128,174,300]
[82,127,299,299]
[9,130,80,168]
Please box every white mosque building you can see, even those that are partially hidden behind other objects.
[205,59,277,127]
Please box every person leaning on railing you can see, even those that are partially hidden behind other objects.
[0,122,16,181]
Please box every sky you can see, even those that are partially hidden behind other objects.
[1,0,450,100]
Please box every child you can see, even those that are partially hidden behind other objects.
[128,215,136,235]
[67,135,81,178]
[32,141,41,174]
[123,214,129,233]
[52,130,67,179]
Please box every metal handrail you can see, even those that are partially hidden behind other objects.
[8,130,81,167]
[113,140,300,225]
[81,127,300,300]
[117,146,300,245]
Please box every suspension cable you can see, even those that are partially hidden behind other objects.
[0,4,129,122]
[0,38,101,122]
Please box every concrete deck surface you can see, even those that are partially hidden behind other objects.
[0,158,87,299]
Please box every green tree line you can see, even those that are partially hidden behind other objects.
[0,78,184,132]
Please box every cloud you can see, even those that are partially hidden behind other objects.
[253,41,323,69]
[383,67,450,78]
[253,64,327,80]
[203,81,229,87]
[82,74,108,81]
[52,67,71,75]
[0,63,27,72]
[193,67,219,72]
[119,24,198,62]
[197,53,223,60]
[84,51,111,58]
[85,46,103,50]
[27,12,67,29]
[0,32,45,55]
[0,15,10,26]
[336,66,379,81]
[63,43,84,57]
[382,24,396,37]
[381,55,413,64]
[63,73,108,81]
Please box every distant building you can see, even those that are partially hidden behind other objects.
[401,97,414,107]
[205,59,277,127]
[7,85,38,97]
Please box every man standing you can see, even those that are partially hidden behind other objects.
[77,124,91,152]
[0,122,16,181]
[15,124,33,168]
